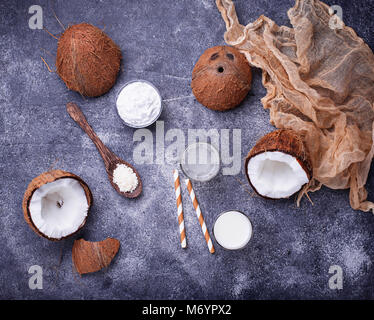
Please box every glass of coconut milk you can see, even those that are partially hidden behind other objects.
[180,142,220,182]
[213,210,252,250]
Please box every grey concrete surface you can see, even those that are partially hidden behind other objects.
[1,0,374,300]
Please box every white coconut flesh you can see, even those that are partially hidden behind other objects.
[29,178,89,239]
[247,151,309,199]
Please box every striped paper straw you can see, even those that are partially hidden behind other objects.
[185,179,215,254]
[173,169,187,248]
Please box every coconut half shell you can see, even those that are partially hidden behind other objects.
[56,23,122,97]
[72,238,120,275]
[22,170,92,241]
[245,129,312,199]
[191,45,252,111]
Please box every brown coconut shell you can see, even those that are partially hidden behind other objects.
[72,238,120,275]
[22,170,93,241]
[56,23,122,97]
[244,129,313,199]
[191,45,252,111]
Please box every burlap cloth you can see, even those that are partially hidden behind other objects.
[216,0,374,212]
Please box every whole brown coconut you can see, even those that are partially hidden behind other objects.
[245,129,313,199]
[191,46,252,111]
[56,23,122,97]
[23,170,93,241]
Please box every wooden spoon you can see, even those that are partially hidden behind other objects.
[66,102,142,199]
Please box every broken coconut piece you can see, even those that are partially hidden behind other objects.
[191,45,252,111]
[245,129,312,199]
[22,170,92,241]
[56,23,121,97]
[72,238,120,275]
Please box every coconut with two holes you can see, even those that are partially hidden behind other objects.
[245,129,312,199]
[22,170,92,241]
[191,45,252,111]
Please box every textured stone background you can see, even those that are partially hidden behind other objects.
[1,0,373,300]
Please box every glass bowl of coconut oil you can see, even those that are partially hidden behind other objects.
[116,79,163,128]
[180,142,220,182]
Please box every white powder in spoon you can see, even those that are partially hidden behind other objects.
[113,164,138,193]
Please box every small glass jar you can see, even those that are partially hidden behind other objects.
[212,210,253,250]
[115,79,163,128]
[180,142,220,182]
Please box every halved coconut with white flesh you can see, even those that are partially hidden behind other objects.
[22,170,92,241]
[245,129,312,199]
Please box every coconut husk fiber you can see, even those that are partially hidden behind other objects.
[216,0,374,213]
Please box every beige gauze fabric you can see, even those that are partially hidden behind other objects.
[216,0,374,212]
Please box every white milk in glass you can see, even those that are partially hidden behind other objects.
[213,211,252,250]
